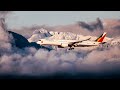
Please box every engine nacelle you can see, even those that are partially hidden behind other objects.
[58,43,68,48]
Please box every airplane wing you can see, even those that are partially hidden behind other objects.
[68,37,91,47]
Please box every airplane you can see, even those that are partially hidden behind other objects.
[37,32,107,50]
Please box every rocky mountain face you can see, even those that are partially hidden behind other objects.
[0,18,52,51]
[28,28,52,42]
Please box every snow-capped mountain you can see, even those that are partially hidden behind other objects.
[28,28,111,43]
[28,28,52,42]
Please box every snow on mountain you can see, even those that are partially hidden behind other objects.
[28,28,52,42]
[28,28,111,43]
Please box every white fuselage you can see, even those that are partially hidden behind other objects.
[37,39,100,48]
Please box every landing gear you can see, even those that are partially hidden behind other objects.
[68,47,74,50]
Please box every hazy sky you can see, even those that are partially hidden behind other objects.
[6,11,120,28]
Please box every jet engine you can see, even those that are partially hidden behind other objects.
[58,43,68,48]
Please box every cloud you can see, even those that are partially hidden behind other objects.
[0,44,120,77]
[0,11,13,18]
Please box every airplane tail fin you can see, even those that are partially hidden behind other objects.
[95,32,107,42]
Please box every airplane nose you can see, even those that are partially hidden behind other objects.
[37,40,41,44]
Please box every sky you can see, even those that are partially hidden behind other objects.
[6,11,120,28]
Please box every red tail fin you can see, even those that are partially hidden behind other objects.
[95,32,107,42]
